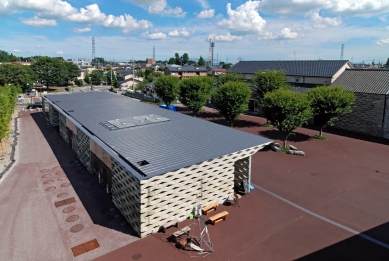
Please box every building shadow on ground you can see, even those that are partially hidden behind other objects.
[296,222,389,261]
[31,113,138,237]
[259,129,312,143]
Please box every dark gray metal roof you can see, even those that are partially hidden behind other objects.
[166,65,208,72]
[332,69,389,95]
[228,60,351,77]
[45,92,271,179]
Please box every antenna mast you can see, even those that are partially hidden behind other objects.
[340,44,344,60]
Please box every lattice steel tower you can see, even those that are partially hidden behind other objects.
[208,38,215,67]
[340,44,344,60]
[92,36,96,62]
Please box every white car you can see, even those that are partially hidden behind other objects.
[17,94,24,102]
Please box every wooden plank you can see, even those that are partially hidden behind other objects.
[71,239,100,257]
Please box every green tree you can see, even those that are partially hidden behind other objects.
[222,64,231,70]
[216,72,244,86]
[75,79,83,87]
[0,84,21,141]
[84,71,91,84]
[0,64,37,92]
[182,53,189,65]
[211,81,252,127]
[175,53,181,65]
[31,57,65,90]
[198,56,205,66]
[62,62,81,85]
[0,50,19,62]
[262,89,312,148]
[252,69,290,102]
[90,70,104,85]
[179,76,214,117]
[154,75,180,109]
[307,85,355,137]
[168,57,176,64]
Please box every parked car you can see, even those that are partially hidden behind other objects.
[26,102,42,109]
[17,94,24,102]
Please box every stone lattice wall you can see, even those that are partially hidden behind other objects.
[111,158,141,236]
[334,93,386,138]
[49,104,59,126]
[138,146,260,237]
[234,157,249,185]
[384,95,389,139]
[76,127,91,172]
[58,113,68,144]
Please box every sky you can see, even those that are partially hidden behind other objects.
[0,0,388,64]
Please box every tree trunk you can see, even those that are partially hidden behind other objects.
[282,132,287,148]
[319,128,323,137]
[230,121,233,128]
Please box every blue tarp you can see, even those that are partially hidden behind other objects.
[159,104,178,112]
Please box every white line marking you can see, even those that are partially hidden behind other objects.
[252,183,389,250]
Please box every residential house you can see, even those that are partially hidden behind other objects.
[332,69,389,139]
[164,65,208,79]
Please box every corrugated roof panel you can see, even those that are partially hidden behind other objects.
[45,92,272,179]
[228,60,350,77]
[332,69,389,95]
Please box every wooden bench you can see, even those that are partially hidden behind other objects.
[172,226,191,242]
[202,201,218,215]
[209,211,229,225]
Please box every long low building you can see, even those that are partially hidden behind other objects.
[42,92,272,237]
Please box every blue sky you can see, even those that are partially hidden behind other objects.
[0,0,388,64]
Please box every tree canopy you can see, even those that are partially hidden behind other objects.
[0,64,37,92]
[198,56,206,66]
[31,57,65,90]
[252,69,290,102]
[90,70,104,85]
[211,81,252,127]
[216,72,244,86]
[0,84,21,141]
[179,76,214,117]
[307,85,355,137]
[182,53,189,65]
[262,89,312,148]
[168,57,176,64]
[154,75,180,109]
[62,62,81,84]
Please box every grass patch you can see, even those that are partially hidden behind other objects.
[313,135,328,140]
[280,147,290,153]
[262,123,273,127]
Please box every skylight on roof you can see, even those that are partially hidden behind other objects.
[100,114,169,131]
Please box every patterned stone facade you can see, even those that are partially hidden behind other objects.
[334,93,389,139]
[49,104,59,126]
[111,158,141,236]
[58,113,68,144]
[234,157,250,185]
[76,127,91,172]
[138,145,260,237]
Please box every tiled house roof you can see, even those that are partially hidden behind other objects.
[228,60,351,77]
[332,69,389,95]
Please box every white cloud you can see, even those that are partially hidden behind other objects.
[35,45,44,49]
[217,1,266,35]
[259,0,389,17]
[141,30,167,40]
[72,27,91,33]
[168,28,193,37]
[67,4,106,23]
[280,27,298,39]
[197,9,214,19]
[12,49,21,53]
[20,16,57,27]
[209,33,242,42]
[1,0,153,33]
[102,14,153,34]
[311,12,342,28]
[126,0,186,17]
[377,39,389,45]
[197,0,210,9]
[56,50,63,54]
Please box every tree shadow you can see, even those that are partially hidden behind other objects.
[259,129,312,143]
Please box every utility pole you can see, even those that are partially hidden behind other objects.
[132,57,135,92]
